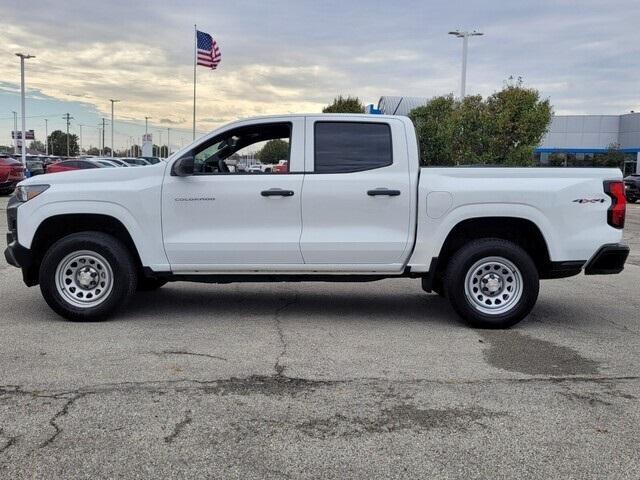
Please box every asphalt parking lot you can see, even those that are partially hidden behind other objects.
[0,195,639,479]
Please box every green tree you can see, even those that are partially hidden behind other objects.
[29,140,45,153]
[323,95,365,113]
[48,130,79,156]
[409,81,552,166]
[85,147,100,156]
[594,143,625,169]
[257,139,289,164]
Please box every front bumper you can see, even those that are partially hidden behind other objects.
[584,243,630,275]
[3,196,37,286]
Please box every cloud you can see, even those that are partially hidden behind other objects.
[0,0,637,143]
[159,118,185,125]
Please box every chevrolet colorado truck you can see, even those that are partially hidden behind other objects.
[4,114,630,328]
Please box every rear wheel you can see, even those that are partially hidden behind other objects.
[39,232,137,321]
[444,239,539,329]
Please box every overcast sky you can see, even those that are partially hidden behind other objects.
[0,0,638,149]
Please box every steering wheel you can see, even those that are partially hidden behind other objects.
[217,158,230,173]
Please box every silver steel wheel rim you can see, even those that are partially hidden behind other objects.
[464,256,523,315]
[55,250,114,308]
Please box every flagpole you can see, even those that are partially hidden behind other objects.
[193,24,197,141]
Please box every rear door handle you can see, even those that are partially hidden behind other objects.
[367,188,401,197]
[261,188,294,197]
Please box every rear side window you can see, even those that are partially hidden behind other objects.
[314,122,392,173]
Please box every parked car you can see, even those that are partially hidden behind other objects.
[274,160,288,173]
[624,174,640,203]
[45,159,103,174]
[103,158,130,167]
[25,155,45,176]
[140,156,161,164]
[5,114,629,327]
[122,157,151,167]
[94,159,121,168]
[0,156,25,195]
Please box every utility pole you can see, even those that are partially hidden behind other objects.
[145,116,151,134]
[62,113,73,156]
[44,119,48,155]
[167,128,171,157]
[448,30,484,98]
[16,52,35,167]
[12,111,18,155]
[157,131,163,158]
[109,99,119,157]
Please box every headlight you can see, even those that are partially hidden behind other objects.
[16,184,49,202]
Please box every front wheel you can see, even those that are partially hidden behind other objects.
[444,239,539,329]
[39,232,137,321]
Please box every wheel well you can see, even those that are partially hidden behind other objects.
[431,217,551,287]
[30,214,143,275]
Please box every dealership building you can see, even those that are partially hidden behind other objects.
[372,96,640,175]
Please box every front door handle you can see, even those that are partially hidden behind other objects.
[367,188,401,197]
[261,188,294,197]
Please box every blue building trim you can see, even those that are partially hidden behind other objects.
[535,147,640,154]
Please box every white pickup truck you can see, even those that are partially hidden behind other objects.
[4,114,630,328]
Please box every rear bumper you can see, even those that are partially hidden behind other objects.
[584,243,630,275]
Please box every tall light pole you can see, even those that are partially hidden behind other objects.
[16,53,35,167]
[448,30,483,98]
[44,118,49,155]
[109,99,119,157]
[167,128,171,156]
[78,124,86,156]
[145,116,151,134]
[12,111,18,155]
[157,131,163,158]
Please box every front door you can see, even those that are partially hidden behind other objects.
[162,118,305,271]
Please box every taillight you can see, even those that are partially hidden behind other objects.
[603,180,626,229]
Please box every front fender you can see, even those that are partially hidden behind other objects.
[17,200,169,270]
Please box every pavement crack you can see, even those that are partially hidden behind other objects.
[155,350,228,362]
[0,428,18,455]
[164,410,192,444]
[273,293,298,378]
[40,393,86,448]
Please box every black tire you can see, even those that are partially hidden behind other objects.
[0,188,14,196]
[137,277,168,291]
[444,238,539,329]
[39,232,137,321]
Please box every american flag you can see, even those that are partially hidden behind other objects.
[196,30,221,70]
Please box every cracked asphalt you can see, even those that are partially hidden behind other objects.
[1,196,639,479]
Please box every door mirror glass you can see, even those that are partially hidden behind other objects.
[172,156,195,177]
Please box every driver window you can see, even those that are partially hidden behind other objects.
[192,122,291,174]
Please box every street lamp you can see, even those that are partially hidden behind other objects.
[448,30,483,98]
[109,99,120,157]
[44,119,49,155]
[11,111,18,155]
[15,53,35,168]
[145,116,151,134]
[78,124,87,156]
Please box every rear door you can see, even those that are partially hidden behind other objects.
[300,117,412,266]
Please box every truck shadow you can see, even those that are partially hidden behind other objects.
[124,282,462,328]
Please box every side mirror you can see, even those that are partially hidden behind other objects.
[172,156,195,177]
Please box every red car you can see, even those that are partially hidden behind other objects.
[0,156,25,195]
[46,159,102,174]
